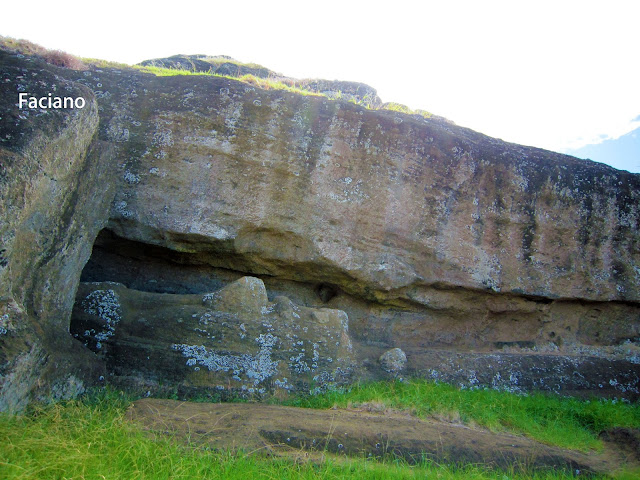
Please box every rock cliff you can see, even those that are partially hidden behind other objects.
[0,50,115,411]
[1,44,639,409]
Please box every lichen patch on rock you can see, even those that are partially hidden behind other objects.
[71,278,356,396]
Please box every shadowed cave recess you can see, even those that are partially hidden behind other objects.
[71,228,640,400]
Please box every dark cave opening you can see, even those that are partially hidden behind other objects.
[79,228,344,306]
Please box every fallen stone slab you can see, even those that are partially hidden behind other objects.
[127,398,614,474]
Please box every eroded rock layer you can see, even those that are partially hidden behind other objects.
[79,230,640,398]
[92,70,640,304]
[1,45,639,407]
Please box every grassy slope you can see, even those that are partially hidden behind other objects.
[1,383,639,479]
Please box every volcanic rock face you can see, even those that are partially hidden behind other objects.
[88,57,639,394]
[0,51,115,411]
[101,78,640,303]
[1,45,639,408]
[57,56,636,303]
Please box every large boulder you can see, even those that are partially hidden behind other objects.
[83,67,639,304]
[71,277,356,396]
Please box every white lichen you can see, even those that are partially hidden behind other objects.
[123,170,140,184]
[114,200,133,218]
[82,289,122,349]
[0,313,9,335]
[153,129,174,148]
[173,333,279,385]
[202,293,217,303]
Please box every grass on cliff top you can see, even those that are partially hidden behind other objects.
[280,379,640,453]
[202,56,269,71]
[382,102,433,118]
[135,65,321,97]
[135,65,432,115]
[1,387,634,480]
[1,37,433,117]
[135,65,217,77]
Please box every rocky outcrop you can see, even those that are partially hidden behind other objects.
[129,398,618,474]
[138,54,383,108]
[0,51,116,411]
[379,348,407,375]
[65,61,638,305]
[74,53,640,397]
[71,277,355,395]
[1,44,639,406]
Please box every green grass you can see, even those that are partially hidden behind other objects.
[135,65,216,77]
[135,66,320,97]
[382,102,432,118]
[2,387,628,480]
[235,74,322,97]
[280,379,640,452]
[81,57,133,69]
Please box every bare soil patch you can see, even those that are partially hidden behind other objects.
[126,398,636,474]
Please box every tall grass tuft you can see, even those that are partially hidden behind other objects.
[0,36,87,70]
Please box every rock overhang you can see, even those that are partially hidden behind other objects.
[1,44,639,406]
[90,68,640,304]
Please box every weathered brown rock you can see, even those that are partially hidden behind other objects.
[128,398,616,474]
[0,50,116,411]
[86,69,639,305]
[52,54,634,397]
[1,43,639,405]
[71,277,356,395]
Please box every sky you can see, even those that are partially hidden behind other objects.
[2,0,638,172]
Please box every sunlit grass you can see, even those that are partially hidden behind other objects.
[382,102,432,117]
[279,379,640,452]
[134,66,435,113]
[135,65,216,77]
[1,387,627,480]
[135,66,320,97]
[81,57,135,69]
[1,385,638,479]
